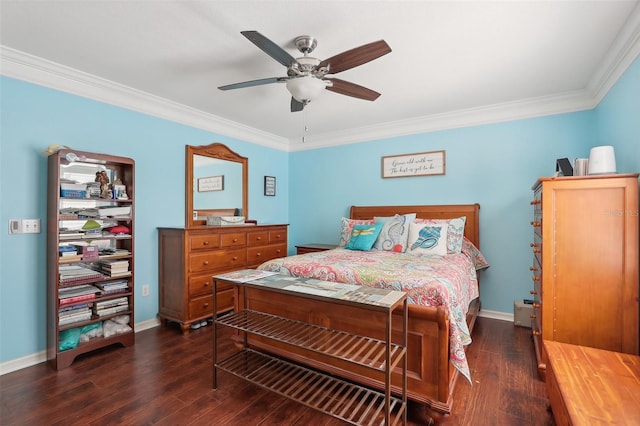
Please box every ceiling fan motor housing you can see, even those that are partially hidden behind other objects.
[294,35,317,54]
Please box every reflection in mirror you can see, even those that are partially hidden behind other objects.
[186,143,248,228]
[192,155,243,212]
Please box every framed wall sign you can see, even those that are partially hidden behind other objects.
[197,175,224,192]
[264,176,276,196]
[381,150,446,178]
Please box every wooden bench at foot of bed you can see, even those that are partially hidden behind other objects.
[237,286,481,415]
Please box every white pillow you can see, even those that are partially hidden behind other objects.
[407,222,448,255]
[373,213,416,252]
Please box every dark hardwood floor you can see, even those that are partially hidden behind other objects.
[0,317,554,425]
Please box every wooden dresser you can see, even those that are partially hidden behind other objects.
[158,224,288,332]
[530,174,639,379]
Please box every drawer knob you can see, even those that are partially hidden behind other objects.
[232,256,238,261]
[203,261,209,265]
[203,303,209,308]
[530,289,538,295]
[233,238,238,242]
[530,243,538,248]
[530,221,541,227]
[204,281,210,287]
[255,252,262,257]
[256,236,262,240]
[203,241,209,246]
[532,330,541,336]
[532,276,540,281]
[533,303,541,309]
[529,266,539,271]
[532,249,541,254]
[530,314,537,319]
[276,250,281,254]
[530,199,541,205]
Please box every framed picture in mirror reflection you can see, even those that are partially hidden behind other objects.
[198,175,224,192]
[264,176,276,196]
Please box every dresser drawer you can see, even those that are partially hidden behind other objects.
[247,243,287,265]
[189,234,221,251]
[190,249,246,272]
[269,229,287,243]
[189,294,212,318]
[189,274,214,296]
[220,233,246,247]
[247,231,269,246]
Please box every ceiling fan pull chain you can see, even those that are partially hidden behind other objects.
[302,108,309,143]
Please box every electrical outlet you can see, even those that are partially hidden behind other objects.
[142,285,150,297]
[23,219,41,234]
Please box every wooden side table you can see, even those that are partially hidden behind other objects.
[544,340,640,425]
[295,243,337,255]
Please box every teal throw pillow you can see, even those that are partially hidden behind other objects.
[345,223,383,251]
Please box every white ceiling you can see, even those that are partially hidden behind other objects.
[1,1,639,151]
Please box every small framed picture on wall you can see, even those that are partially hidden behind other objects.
[264,176,276,196]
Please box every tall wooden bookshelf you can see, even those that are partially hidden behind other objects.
[47,149,135,370]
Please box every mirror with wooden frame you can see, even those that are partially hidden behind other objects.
[186,143,248,228]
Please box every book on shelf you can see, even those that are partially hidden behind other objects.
[96,280,128,291]
[98,206,131,218]
[58,265,103,283]
[96,297,128,309]
[59,255,83,263]
[95,297,129,317]
[59,312,92,326]
[59,306,91,317]
[58,284,99,298]
[59,294,97,305]
[96,304,129,317]
[60,303,92,313]
[58,305,92,325]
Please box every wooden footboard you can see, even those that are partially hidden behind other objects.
[237,286,480,414]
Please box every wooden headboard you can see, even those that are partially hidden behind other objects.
[350,204,480,248]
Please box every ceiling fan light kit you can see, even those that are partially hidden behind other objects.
[218,31,391,112]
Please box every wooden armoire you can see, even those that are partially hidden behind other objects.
[530,173,639,379]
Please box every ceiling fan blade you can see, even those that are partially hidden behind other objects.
[218,77,286,91]
[318,40,391,74]
[291,97,305,112]
[241,30,298,68]
[325,78,381,101]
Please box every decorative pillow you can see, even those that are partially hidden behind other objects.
[406,222,448,255]
[344,223,384,251]
[373,213,416,252]
[338,217,375,247]
[414,216,466,254]
[462,237,490,270]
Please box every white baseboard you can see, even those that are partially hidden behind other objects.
[0,318,161,376]
[479,309,514,322]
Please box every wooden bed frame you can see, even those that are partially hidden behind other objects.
[238,204,481,417]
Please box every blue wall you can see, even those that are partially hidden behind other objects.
[0,77,289,363]
[1,55,638,365]
[288,113,596,313]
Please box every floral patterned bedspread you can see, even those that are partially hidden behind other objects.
[257,248,481,382]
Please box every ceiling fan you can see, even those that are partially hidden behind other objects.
[218,31,392,112]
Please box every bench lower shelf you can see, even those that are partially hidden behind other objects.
[217,348,406,425]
